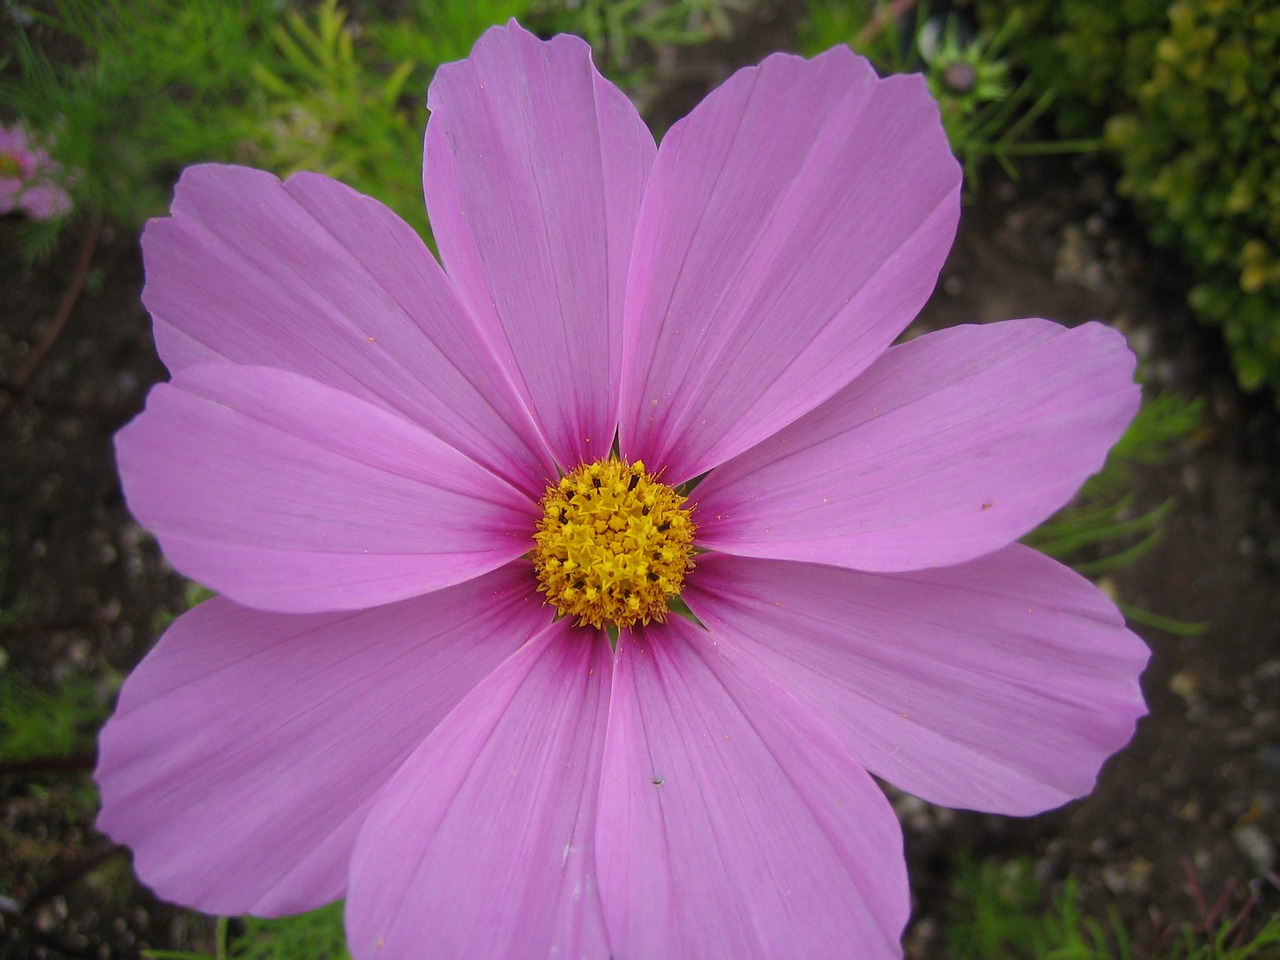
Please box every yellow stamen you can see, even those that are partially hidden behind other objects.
[531,458,695,630]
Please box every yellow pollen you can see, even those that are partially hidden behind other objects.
[531,458,695,630]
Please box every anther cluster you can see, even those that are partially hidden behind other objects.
[532,459,695,629]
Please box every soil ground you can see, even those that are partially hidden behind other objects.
[2,10,1279,959]
[905,165,1280,955]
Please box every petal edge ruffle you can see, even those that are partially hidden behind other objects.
[619,45,960,481]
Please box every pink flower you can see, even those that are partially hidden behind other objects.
[0,122,72,220]
[97,22,1148,960]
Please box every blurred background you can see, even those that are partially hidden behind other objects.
[2,0,1278,957]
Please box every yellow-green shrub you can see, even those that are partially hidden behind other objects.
[969,0,1280,396]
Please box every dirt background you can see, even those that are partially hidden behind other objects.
[2,4,1279,957]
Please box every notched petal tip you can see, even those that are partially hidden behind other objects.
[424,16,654,469]
[618,36,962,480]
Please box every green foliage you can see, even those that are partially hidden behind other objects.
[947,855,1051,959]
[966,0,1280,399]
[0,0,547,243]
[374,0,536,68]
[536,0,744,94]
[144,905,349,960]
[236,0,430,234]
[0,0,753,251]
[947,855,1280,960]
[221,0,744,224]
[1108,1,1280,396]
[229,904,350,960]
[1025,386,1203,590]
[799,1,1100,184]
[963,0,1169,137]
[0,670,105,762]
[1,0,280,227]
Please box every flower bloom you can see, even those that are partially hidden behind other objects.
[98,21,1148,960]
[0,122,72,220]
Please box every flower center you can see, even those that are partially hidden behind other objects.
[0,153,22,178]
[531,458,695,630]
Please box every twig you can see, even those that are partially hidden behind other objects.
[856,0,920,47]
[0,753,97,778]
[0,214,103,421]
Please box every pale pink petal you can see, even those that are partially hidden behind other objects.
[116,364,535,613]
[95,564,548,916]
[686,549,1149,814]
[618,46,960,481]
[346,622,611,960]
[0,125,27,155]
[595,619,908,960]
[425,22,656,467]
[694,320,1139,571]
[19,182,72,219]
[143,164,555,495]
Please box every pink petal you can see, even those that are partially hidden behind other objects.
[345,622,612,960]
[618,46,960,481]
[20,182,73,219]
[143,164,555,495]
[116,364,535,613]
[425,22,656,467]
[686,548,1150,814]
[95,565,548,916]
[694,320,1139,571]
[596,619,909,960]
